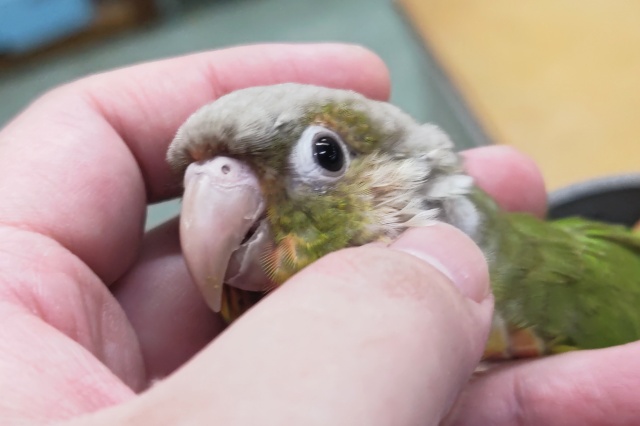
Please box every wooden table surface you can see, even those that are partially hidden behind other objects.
[397,0,640,190]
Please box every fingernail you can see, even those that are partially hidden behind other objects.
[389,224,490,303]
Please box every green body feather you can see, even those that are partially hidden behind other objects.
[264,185,374,283]
[474,190,640,353]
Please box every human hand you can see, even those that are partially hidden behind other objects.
[0,43,491,425]
[0,42,626,425]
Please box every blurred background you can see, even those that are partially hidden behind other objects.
[0,0,449,129]
[2,0,639,227]
[0,0,483,228]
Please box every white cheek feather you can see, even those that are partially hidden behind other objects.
[395,123,483,240]
[427,174,474,198]
[400,209,440,227]
[361,143,482,243]
[423,172,482,242]
[443,196,482,241]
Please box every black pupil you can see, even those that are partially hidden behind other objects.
[313,136,344,172]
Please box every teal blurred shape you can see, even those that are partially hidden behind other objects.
[0,0,95,54]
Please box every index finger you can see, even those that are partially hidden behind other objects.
[0,44,390,283]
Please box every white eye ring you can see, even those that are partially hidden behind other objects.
[289,125,350,185]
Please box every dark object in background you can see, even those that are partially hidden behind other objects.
[548,174,640,227]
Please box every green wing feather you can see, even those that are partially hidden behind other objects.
[474,189,640,354]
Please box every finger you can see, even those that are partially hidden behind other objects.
[0,227,140,422]
[72,43,391,202]
[111,218,226,381]
[83,224,493,425]
[444,342,640,426]
[0,44,390,284]
[461,145,547,218]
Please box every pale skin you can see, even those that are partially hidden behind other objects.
[0,43,636,425]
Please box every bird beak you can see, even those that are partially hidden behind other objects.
[179,156,266,312]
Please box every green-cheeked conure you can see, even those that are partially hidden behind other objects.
[167,83,640,360]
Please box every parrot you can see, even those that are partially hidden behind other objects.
[167,83,640,360]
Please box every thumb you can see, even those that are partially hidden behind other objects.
[71,223,493,426]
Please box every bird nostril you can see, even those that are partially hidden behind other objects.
[185,156,259,188]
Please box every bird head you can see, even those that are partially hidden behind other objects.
[167,83,475,312]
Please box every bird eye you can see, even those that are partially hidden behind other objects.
[313,135,344,172]
[290,126,349,185]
